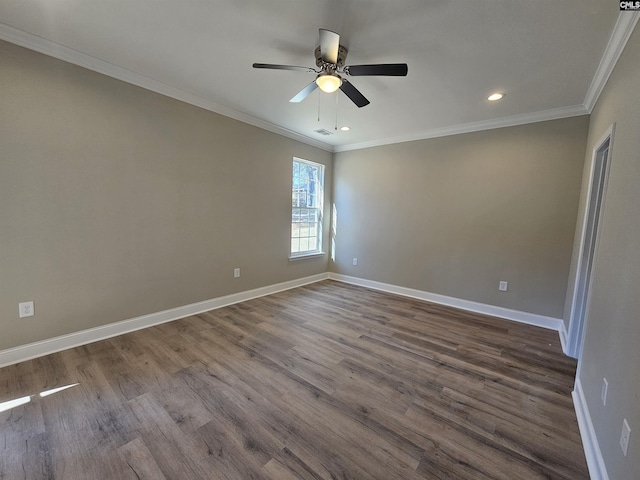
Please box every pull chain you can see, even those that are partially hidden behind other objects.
[335,91,339,130]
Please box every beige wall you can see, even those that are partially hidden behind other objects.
[331,116,589,319]
[0,40,332,351]
[570,25,640,479]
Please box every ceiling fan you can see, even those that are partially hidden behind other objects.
[253,29,408,108]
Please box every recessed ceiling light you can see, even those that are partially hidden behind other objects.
[340,126,351,131]
[488,92,505,101]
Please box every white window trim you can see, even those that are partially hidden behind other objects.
[291,157,324,257]
[288,251,326,261]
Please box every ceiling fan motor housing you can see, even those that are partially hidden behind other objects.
[315,45,348,69]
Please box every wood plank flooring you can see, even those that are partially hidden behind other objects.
[0,280,589,479]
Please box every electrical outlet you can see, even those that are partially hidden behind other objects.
[499,281,508,292]
[620,419,631,456]
[601,378,608,406]
[233,268,240,278]
[352,258,358,266]
[19,301,34,318]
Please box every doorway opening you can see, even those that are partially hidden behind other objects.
[566,125,613,359]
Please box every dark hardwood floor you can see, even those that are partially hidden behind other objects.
[0,280,589,479]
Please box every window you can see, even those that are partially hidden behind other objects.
[291,158,324,257]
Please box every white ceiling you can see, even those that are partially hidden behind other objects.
[0,1,629,151]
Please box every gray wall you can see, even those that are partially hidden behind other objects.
[331,117,589,319]
[570,26,640,480]
[4,25,639,477]
[0,40,332,351]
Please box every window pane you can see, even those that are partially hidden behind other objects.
[291,159,324,256]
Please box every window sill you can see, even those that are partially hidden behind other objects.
[288,252,326,261]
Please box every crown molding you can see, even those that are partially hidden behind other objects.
[584,12,640,112]
[333,104,589,153]
[0,23,334,153]
[3,13,637,155]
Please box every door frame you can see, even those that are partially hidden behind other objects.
[566,123,614,360]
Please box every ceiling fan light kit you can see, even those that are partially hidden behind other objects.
[316,73,341,93]
[253,28,408,108]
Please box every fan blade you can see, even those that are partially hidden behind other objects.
[290,81,319,103]
[340,80,370,108]
[253,63,315,72]
[319,29,340,64]
[346,63,408,76]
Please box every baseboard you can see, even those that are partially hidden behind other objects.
[573,378,609,480]
[328,273,565,333]
[0,271,567,368]
[0,273,329,368]
[559,322,569,355]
